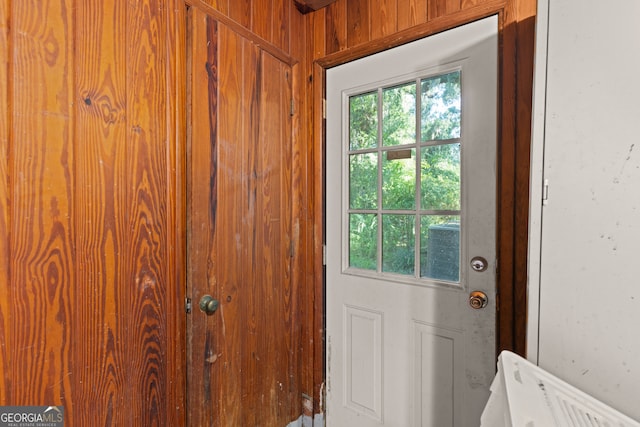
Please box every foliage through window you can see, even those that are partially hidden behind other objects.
[347,70,462,283]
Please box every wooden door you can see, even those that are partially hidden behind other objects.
[186,8,299,426]
[326,16,498,426]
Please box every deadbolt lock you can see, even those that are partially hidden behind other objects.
[470,256,488,272]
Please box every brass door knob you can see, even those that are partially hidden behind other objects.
[199,295,219,315]
[469,291,488,309]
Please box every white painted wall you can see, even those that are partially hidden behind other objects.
[528,0,640,421]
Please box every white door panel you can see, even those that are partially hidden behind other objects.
[326,16,498,427]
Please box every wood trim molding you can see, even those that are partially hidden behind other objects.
[185,0,297,65]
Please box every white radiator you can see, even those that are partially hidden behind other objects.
[481,351,640,427]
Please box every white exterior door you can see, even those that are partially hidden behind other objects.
[326,16,498,427]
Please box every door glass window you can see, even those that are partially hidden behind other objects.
[347,70,462,284]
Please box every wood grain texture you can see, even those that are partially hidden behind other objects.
[125,0,170,424]
[289,5,312,409]
[427,0,462,20]
[347,0,370,47]
[370,0,398,39]
[165,2,188,424]
[73,0,128,424]
[228,0,251,27]
[398,0,428,30]
[186,7,217,425]
[10,0,75,413]
[188,0,295,65]
[326,0,347,54]
[1,0,181,424]
[251,0,290,54]
[0,0,10,405]
[187,9,299,425]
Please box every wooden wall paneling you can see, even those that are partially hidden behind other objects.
[185,7,218,426]
[397,0,428,31]
[0,0,9,405]
[165,1,188,424]
[199,0,229,15]
[10,0,75,411]
[427,0,462,20]
[188,0,294,65]
[125,0,169,423]
[290,6,314,414]
[251,0,273,49]
[370,0,398,39]
[216,22,252,426]
[306,8,328,415]
[73,1,129,424]
[310,6,327,59]
[273,0,291,53]
[325,0,347,54]
[346,0,370,48]
[257,51,295,424]
[228,0,251,28]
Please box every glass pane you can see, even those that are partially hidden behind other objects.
[420,216,460,282]
[421,71,461,141]
[350,152,378,210]
[382,214,415,275]
[382,83,416,147]
[349,91,378,150]
[421,143,460,210]
[382,148,416,210]
[349,214,378,270]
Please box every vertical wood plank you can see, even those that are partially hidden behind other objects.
[310,6,327,60]
[272,0,290,53]
[10,0,75,413]
[215,22,250,426]
[346,0,370,47]
[252,0,272,46]
[186,8,218,426]
[165,1,188,425]
[0,0,9,405]
[73,1,128,424]
[326,0,347,53]
[126,0,168,423]
[257,51,294,423]
[290,4,311,413]
[398,0,428,31]
[370,0,398,39]
[228,0,251,28]
[427,0,462,20]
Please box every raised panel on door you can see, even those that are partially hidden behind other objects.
[186,7,297,426]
